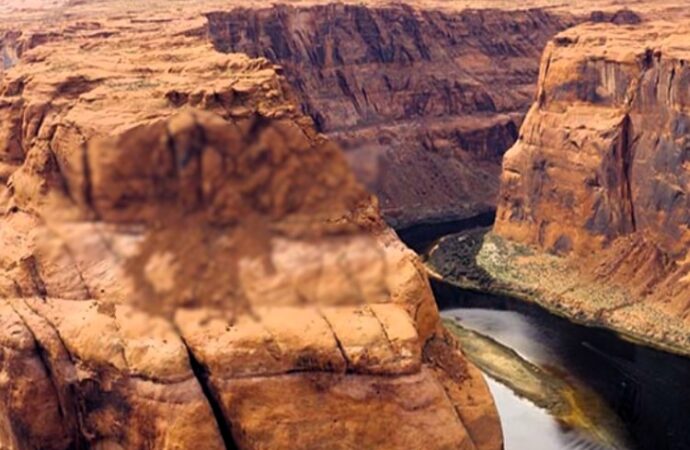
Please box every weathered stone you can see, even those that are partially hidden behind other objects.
[207,4,575,227]
[0,2,501,448]
[494,21,690,353]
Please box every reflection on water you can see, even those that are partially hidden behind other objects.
[453,309,558,365]
[485,379,605,450]
[434,281,690,450]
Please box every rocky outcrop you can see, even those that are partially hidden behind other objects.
[0,6,501,450]
[493,21,690,353]
[207,3,574,227]
[1,28,66,71]
[589,8,643,25]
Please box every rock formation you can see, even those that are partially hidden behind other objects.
[3,0,688,235]
[493,21,690,353]
[589,8,643,25]
[206,3,575,227]
[0,4,501,449]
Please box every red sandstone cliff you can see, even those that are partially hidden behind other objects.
[206,4,575,227]
[494,21,690,353]
[0,4,501,449]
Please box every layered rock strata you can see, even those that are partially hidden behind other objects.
[493,21,690,353]
[206,3,574,227]
[0,9,501,450]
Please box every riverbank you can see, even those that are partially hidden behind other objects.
[424,229,690,358]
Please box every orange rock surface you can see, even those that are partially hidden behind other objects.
[0,2,502,449]
[199,0,690,228]
[205,4,574,227]
[2,1,688,229]
[495,20,690,353]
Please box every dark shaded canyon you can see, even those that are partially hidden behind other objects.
[206,4,576,227]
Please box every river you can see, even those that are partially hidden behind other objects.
[397,220,690,450]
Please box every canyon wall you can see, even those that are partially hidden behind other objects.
[0,6,501,450]
[207,4,574,227]
[494,21,690,351]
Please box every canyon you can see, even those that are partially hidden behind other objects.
[2,0,690,449]
[205,3,575,227]
[202,1,689,228]
[425,15,690,358]
[3,2,686,231]
[489,21,690,354]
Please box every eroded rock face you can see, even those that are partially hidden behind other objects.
[0,7,501,450]
[207,3,574,227]
[589,8,643,25]
[494,21,690,351]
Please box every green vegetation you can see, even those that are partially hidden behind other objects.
[428,230,690,357]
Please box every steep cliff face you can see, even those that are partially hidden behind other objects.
[0,31,22,70]
[0,6,501,450]
[494,21,690,352]
[207,4,574,227]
